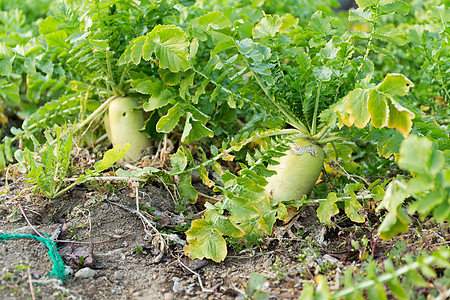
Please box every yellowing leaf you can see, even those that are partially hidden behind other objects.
[94,144,130,172]
[367,90,389,128]
[185,219,227,262]
[317,192,339,225]
[377,73,414,97]
[346,88,370,128]
[387,99,414,137]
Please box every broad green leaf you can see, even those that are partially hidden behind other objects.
[398,135,432,174]
[143,89,172,111]
[0,56,14,75]
[131,77,162,95]
[416,190,445,215]
[367,90,389,128]
[185,219,227,262]
[377,74,414,97]
[180,70,195,100]
[313,66,332,81]
[355,0,377,8]
[378,207,411,240]
[156,103,183,133]
[39,16,62,35]
[406,175,434,194]
[144,25,190,72]
[158,68,181,86]
[181,113,214,143]
[379,1,410,16]
[320,40,339,60]
[196,11,231,30]
[349,8,375,22]
[179,172,198,203]
[0,82,20,105]
[345,88,370,128]
[94,144,130,172]
[387,99,414,137]
[169,148,187,174]
[375,27,408,46]
[252,14,283,39]
[317,192,339,225]
[46,30,68,48]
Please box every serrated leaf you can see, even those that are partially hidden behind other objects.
[94,144,130,172]
[185,219,227,262]
[345,195,365,223]
[317,192,339,225]
[252,14,283,39]
[205,210,244,238]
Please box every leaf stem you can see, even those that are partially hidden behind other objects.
[73,96,116,134]
[311,81,322,136]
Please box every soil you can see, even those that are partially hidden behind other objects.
[1,177,449,299]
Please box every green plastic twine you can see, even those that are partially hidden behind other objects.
[0,233,67,281]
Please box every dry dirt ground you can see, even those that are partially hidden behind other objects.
[1,178,449,299]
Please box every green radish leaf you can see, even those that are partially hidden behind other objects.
[375,27,408,46]
[379,1,410,16]
[355,0,377,9]
[116,167,161,179]
[398,135,435,174]
[180,70,195,100]
[378,207,411,240]
[0,56,14,76]
[143,89,172,111]
[169,148,187,174]
[179,172,198,203]
[349,8,375,22]
[0,82,20,105]
[252,14,283,39]
[94,144,130,173]
[39,15,62,35]
[317,192,339,225]
[131,77,162,95]
[181,113,214,143]
[185,219,227,262]
[144,25,190,72]
[46,30,68,48]
[158,68,181,86]
[156,103,183,133]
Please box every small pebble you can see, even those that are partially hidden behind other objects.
[65,266,74,276]
[75,267,97,279]
[163,293,174,300]
[114,271,123,281]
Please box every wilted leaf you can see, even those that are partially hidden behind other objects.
[185,219,227,262]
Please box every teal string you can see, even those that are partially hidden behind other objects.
[0,233,67,281]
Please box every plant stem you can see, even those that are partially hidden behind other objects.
[73,96,116,134]
[311,81,322,136]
